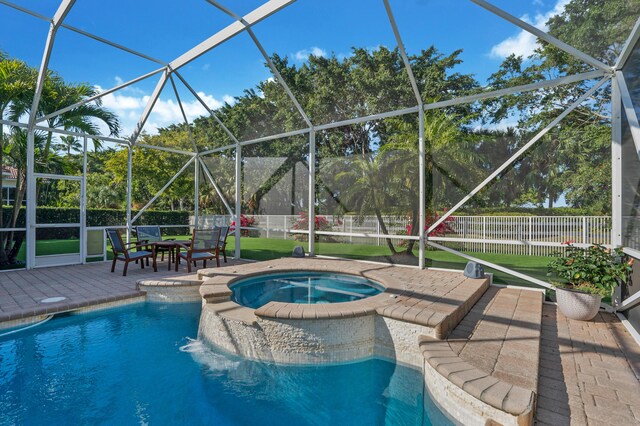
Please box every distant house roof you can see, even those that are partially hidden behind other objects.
[2,166,18,180]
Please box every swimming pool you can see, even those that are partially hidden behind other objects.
[230,271,384,309]
[0,302,451,425]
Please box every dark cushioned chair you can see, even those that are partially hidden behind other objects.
[106,229,157,276]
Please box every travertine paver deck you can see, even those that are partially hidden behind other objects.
[1,257,640,425]
[198,258,489,338]
[448,286,543,392]
[420,286,543,422]
[0,258,244,325]
[535,304,640,425]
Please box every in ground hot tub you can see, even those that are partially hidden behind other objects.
[230,271,384,309]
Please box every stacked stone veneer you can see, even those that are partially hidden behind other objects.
[196,258,489,366]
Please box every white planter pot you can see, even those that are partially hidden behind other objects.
[555,287,602,321]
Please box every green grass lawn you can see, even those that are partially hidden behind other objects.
[14,236,552,287]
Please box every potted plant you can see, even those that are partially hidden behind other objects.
[547,243,633,321]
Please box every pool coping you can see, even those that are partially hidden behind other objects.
[198,258,489,338]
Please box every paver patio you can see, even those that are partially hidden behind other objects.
[0,259,639,424]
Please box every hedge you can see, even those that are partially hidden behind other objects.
[457,206,606,217]
[1,207,190,239]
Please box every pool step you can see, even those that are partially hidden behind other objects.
[374,273,489,339]
[419,286,544,426]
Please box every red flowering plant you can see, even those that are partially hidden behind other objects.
[291,211,342,242]
[400,210,455,247]
[230,214,257,237]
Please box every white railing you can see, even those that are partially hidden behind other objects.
[194,214,611,256]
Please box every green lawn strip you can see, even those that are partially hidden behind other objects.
[238,237,551,288]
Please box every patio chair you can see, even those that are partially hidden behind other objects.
[106,229,157,276]
[136,225,173,263]
[216,226,230,263]
[175,228,221,273]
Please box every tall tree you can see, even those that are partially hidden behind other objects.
[0,53,34,265]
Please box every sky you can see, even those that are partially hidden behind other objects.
[0,0,574,138]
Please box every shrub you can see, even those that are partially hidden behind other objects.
[1,207,190,238]
[547,243,633,297]
[291,211,341,242]
[230,214,257,237]
[400,211,455,247]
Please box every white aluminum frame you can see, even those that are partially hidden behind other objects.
[1,0,637,320]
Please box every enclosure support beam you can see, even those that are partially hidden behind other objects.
[612,76,623,248]
[38,67,166,123]
[418,109,426,269]
[126,146,133,242]
[616,71,640,160]
[198,157,234,216]
[0,0,167,66]
[130,68,170,144]
[205,0,313,128]
[172,71,240,145]
[169,74,199,153]
[196,70,603,157]
[25,131,35,269]
[80,136,88,263]
[135,143,196,157]
[25,0,76,269]
[308,129,316,256]
[426,241,554,291]
[470,0,610,72]
[615,16,640,70]
[169,0,296,71]
[383,0,423,105]
[194,156,200,228]
[426,77,610,235]
[235,145,242,259]
[383,0,426,267]
[131,156,196,223]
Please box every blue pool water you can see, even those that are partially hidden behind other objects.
[231,271,385,308]
[0,302,451,426]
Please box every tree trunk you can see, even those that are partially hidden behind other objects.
[370,187,397,255]
[404,209,419,254]
[6,172,26,264]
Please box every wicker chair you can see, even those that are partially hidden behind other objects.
[106,229,157,276]
[175,228,221,273]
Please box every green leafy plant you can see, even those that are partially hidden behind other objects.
[547,243,633,297]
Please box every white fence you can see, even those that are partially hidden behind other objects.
[194,214,611,256]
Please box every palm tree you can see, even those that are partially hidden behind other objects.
[0,53,35,265]
[1,61,121,267]
[330,152,400,254]
[11,74,120,162]
[383,111,484,255]
[56,135,82,155]
[328,111,482,258]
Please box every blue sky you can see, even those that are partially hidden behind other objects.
[0,0,570,137]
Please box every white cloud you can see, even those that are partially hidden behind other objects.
[293,46,327,61]
[95,84,232,137]
[489,0,570,59]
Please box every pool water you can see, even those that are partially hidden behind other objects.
[231,271,384,309]
[0,302,451,426]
